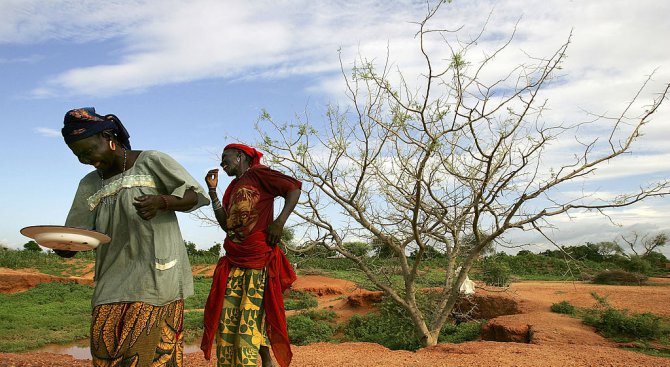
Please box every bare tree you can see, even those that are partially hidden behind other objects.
[254,2,669,347]
[619,232,668,257]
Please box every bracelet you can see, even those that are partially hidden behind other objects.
[212,197,222,210]
[208,187,217,192]
[160,195,169,210]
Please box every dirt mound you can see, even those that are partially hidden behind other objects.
[0,268,93,294]
[292,275,358,296]
[346,289,383,308]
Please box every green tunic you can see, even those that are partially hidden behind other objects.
[65,150,209,307]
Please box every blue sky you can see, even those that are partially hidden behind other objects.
[1,0,669,257]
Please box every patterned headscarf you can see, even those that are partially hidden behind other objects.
[61,107,131,149]
[224,143,263,166]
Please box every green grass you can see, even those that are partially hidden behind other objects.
[621,347,670,358]
[0,282,93,352]
[183,310,204,344]
[551,301,576,315]
[0,250,93,276]
[284,290,318,310]
[184,276,212,310]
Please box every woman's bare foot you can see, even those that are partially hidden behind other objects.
[259,346,276,367]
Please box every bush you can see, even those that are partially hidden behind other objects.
[284,290,318,310]
[592,270,647,285]
[623,256,653,275]
[440,321,483,343]
[550,301,576,315]
[480,257,512,287]
[584,308,663,340]
[287,312,334,345]
[641,251,669,270]
[343,294,482,351]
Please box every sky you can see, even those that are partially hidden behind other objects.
[1,0,669,257]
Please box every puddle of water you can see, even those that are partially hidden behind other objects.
[34,342,91,359]
[33,341,201,360]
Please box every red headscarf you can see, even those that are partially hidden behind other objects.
[224,143,263,166]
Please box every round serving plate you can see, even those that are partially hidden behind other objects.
[20,225,111,251]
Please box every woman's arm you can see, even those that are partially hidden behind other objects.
[132,188,199,220]
[209,189,228,231]
[266,188,301,245]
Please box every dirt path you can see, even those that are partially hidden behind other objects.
[1,269,670,366]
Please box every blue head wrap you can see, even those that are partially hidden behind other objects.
[61,107,131,149]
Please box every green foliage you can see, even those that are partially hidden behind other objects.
[343,294,481,351]
[292,243,337,259]
[286,312,335,345]
[342,241,371,257]
[182,310,204,344]
[0,249,93,276]
[479,256,512,287]
[284,290,318,311]
[439,321,484,344]
[184,276,213,310]
[409,245,446,260]
[23,241,42,252]
[583,308,664,341]
[581,292,668,342]
[370,238,397,259]
[185,241,221,264]
[623,256,653,275]
[592,270,647,285]
[550,301,576,315]
[0,283,93,352]
[641,251,669,269]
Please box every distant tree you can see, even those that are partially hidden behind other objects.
[281,228,295,249]
[254,1,669,347]
[184,241,198,256]
[410,244,445,260]
[343,241,371,258]
[516,250,533,257]
[23,241,41,252]
[619,232,668,257]
[593,241,624,258]
[370,238,397,259]
[207,243,222,257]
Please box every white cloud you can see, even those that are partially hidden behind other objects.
[33,127,61,137]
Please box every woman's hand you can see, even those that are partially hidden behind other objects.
[205,169,219,190]
[266,219,285,247]
[133,195,163,220]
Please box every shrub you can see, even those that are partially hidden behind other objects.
[592,270,647,285]
[623,256,653,275]
[550,301,576,315]
[584,308,663,340]
[343,294,482,351]
[287,312,334,345]
[440,321,483,343]
[480,257,512,287]
[284,290,318,310]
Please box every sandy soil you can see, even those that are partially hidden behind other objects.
[1,268,670,367]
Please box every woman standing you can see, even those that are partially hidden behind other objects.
[59,107,209,367]
[201,143,300,367]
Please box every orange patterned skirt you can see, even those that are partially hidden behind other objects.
[90,299,184,367]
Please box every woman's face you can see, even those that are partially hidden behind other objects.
[68,134,114,170]
[220,149,241,176]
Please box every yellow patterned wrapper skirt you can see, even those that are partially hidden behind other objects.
[216,266,269,367]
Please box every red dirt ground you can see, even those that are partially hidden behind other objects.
[1,268,670,367]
